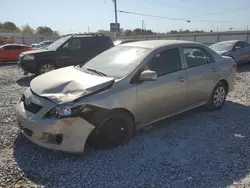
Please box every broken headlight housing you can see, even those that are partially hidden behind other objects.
[46,105,85,118]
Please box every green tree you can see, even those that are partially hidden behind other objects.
[53,30,60,37]
[36,26,54,36]
[0,21,20,32]
[124,29,133,36]
[22,24,34,35]
[3,21,19,31]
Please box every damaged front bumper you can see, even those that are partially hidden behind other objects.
[16,89,95,153]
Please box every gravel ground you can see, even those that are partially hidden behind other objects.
[0,64,250,188]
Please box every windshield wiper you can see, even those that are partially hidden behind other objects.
[86,68,107,77]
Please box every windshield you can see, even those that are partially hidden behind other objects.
[210,42,234,51]
[82,46,150,78]
[46,36,71,50]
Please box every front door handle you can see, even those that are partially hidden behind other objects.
[212,68,216,72]
[178,77,186,82]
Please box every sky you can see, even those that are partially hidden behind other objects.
[1,0,250,34]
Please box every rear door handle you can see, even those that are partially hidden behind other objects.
[178,77,186,82]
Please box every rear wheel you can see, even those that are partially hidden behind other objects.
[38,63,56,75]
[205,82,227,110]
[88,110,135,149]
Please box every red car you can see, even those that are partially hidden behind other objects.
[0,44,35,62]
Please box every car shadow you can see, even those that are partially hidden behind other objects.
[237,62,250,73]
[16,75,36,87]
[13,101,250,188]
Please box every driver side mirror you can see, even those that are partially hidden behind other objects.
[139,70,158,81]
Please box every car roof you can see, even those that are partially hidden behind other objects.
[214,40,239,44]
[117,39,140,42]
[1,44,30,47]
[120,40,197,49]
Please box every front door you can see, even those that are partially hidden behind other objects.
[136,48,188,125]
[182,46,218,106]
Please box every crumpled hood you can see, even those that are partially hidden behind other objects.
[30,66,114,104]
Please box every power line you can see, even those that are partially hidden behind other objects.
[188,6,250,19]
[118,10,250,23]
[118,10,190,22]
[141,0,250,21]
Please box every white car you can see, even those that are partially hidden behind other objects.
[31,40,54,49]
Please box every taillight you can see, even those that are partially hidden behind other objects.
[233,63,237,69]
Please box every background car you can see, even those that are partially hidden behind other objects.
[210,40,250,64]
[31,40,54,49]
[0,44,35,62]
[19,33,114,75]
[113,39,141,46]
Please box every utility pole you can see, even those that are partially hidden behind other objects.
[142,20,144,30]
[113,0,118,38]
[88,27,90,33]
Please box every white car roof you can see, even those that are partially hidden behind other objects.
[121,40,197,49]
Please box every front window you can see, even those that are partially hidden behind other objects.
[46,35,71,50]
[82,46,150,78]
[61,38,81,51]
[146,48,182,76]
[210,42,234,51]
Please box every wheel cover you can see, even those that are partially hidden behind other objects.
[40,64,54,73]
[213,86,226,107]
[100,119,130,147]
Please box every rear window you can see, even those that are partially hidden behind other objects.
[81,37,113,53]
[3,45,23,50]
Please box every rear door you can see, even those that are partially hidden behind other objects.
[182,46,218,106]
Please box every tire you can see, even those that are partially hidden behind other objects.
[205,82,227,110]
[88,110,135,149]
[37,62,56,75]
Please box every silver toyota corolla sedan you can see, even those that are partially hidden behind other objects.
[210,40,250,64]
[16,40,237,153]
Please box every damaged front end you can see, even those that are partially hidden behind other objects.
[16,66,118,153]
[16,87,110,153]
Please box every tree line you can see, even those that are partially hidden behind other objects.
[98,28,206,37]
[0,21,59,36]
[1,21,207,37]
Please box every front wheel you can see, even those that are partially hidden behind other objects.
[88,110,135,149]
[205,82,227,110]
[38,63,56,75]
